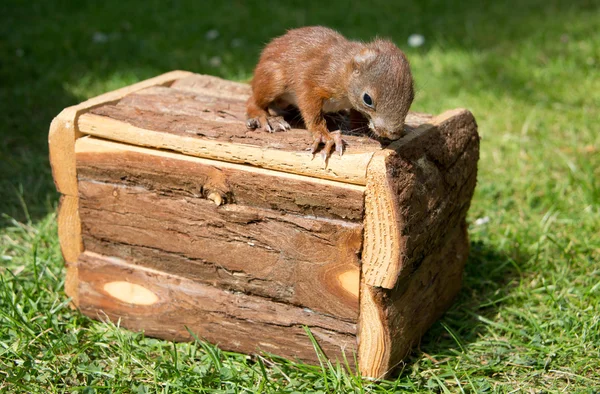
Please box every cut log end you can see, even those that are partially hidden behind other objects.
[338,269,359,299]
[103,281,160,306]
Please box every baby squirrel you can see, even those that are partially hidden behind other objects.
[246,26,415,158]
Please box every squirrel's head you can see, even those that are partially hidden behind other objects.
[347,39,414,140]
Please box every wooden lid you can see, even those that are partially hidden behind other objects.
[76,73,439,185]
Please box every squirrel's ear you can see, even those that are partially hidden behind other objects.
[353,48,377,68]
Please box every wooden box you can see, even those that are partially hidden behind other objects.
[49,71,479,378]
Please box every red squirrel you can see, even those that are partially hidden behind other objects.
[246,26,415,158]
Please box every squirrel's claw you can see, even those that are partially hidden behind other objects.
[265,116,291,133]
[331,131,344,156]
[311,130,345,163]
[246,117,261,130]
[320,139,335,162]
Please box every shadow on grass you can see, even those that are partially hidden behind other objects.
[401,238,526,374]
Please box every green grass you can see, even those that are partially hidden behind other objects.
[1,0,599,392]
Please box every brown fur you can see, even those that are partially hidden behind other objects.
[246,26,414,156]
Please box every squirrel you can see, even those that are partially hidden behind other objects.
[246,26,415,159]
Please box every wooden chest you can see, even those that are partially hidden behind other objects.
[49,70,479,378]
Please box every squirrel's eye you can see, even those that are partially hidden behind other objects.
[362,93,374,108]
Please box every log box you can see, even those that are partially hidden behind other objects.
[49,70,479,378]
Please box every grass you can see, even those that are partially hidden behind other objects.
[1,0,599,392]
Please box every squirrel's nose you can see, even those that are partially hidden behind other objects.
[372,118,393,138]
[373,117,386,131]
[376,119,405,140]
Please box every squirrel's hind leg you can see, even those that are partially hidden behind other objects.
[246,67,291,133]
[246,98,291,133]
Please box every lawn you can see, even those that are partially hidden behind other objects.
[1,0,599,392]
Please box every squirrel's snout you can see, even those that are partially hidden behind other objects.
[372,117,386,132]
[369,118,388,136]
[369,118,404,140]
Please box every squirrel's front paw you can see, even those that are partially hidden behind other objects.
[310,130,345,161]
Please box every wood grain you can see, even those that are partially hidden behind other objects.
[77,179,362,320]
[111,86,382,153]
[58,195,83,306]
[77,112,376,185]
[49,70,192,196]
[361,109,479,289]
[358,222,470,378]
[49,69,194,297]
[358,108,479,378]
[361,150,402,289]
[75,137,365,221]
[49,113,83,197]
[357,281,388,377]
[77,251,357,365]
[170,73,252,100]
